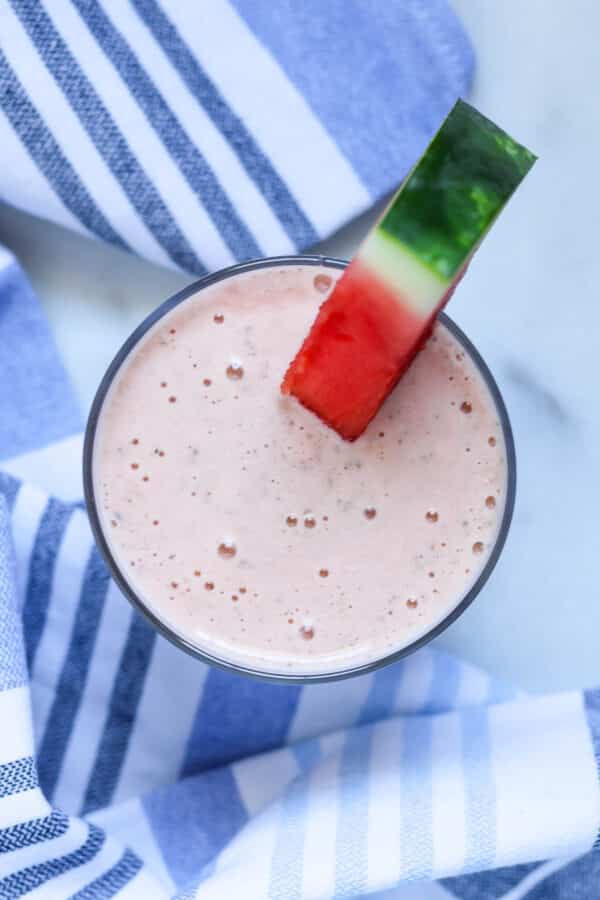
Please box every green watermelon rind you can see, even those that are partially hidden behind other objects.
[378,99,537,281]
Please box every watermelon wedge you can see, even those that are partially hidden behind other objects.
[282,100,536,441]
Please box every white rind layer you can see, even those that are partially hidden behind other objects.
[358,229,450,318]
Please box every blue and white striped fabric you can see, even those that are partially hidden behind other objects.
[1,258,600,899]
[1,3,600,898]
[0,0,473,273]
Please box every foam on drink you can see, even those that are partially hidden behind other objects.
[93,264,507,676]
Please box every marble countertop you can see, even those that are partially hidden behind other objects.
[0,0,597,693]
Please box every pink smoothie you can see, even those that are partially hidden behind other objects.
[92,263,507,676]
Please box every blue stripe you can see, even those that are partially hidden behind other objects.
[0,810,69,854]
[73,0,261,262]
[443,862,543,900]
[37,548,110,801]
[0,259,81,460]
[357,664,402,726]
[424,651,462,715]
[11,1,205,274]
[0,823,105,898]
[269,764,311,900]
[143,767,247,886]
[0,473,20,513]
[70,848,142,899]
[0,52,129,253]
[461,706,496,870]
[292,738,321,774]
[182,668,301,775]
[174,890,194,900]
[584,689,600,849]
[334,727,372,896]
[399,716,434,879]
[22,498,73,672]
[232,0,473,197]
[0,493,27,693]
[524,851,600,900]
[0,756,37,798]
[132,0,318,249]
[82,616,156,814]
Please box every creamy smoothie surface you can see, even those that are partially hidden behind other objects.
[93,264,507,675]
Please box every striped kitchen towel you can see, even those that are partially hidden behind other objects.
[1,257,600,894]
[0,0,474,273]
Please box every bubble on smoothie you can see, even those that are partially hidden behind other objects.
[319,568,329,578]
[304,515,316,529]
[425,510,439,523]
[300,623,315,640]
[226,361,244,380]
[485,496,496,509]
[472,541,485,554]
[461,401,472,414]
[218,540,237,559]
[364,507,377,520]
[488,436,497,446]
[286,515,298,527]
[213,313,224,324]
[313,274,332,294]
[406,597,418,609]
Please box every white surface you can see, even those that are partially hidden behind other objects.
[0,0,598,692]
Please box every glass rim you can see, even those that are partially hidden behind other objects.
[83,254,516,685]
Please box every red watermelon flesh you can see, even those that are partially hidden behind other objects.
[281,260,442,441]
